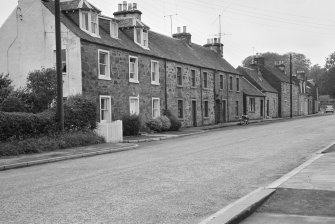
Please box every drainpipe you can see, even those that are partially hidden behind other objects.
[164,60,168,111]
[226,73,230,122]
[200,67,204,125]
[213,70,217,124]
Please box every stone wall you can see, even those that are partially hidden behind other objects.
[280,82,299,117]
[264,92,278,118]
[245,95,264,120]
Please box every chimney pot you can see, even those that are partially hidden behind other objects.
[123,1,127,11]
[183,26,186,33]
[133,3,137,10]
[214,38,217,43]
[177,27,181,33]
[207,38,210,44]
[128,3,132,10]
[118,3,122,11]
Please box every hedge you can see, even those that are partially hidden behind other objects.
[122,114,142,136]
[163,110,182,131]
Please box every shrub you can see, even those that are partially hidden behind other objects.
[159,115,171,131]
[0,131,105,157]
[163,109,182,131]
[63,95,97,131]
[0,73,13,105]
[146,118,163,132]
[122,114,142,136]
[0,111,56,142]
[1,96,25,112]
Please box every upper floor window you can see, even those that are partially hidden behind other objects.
[98,49,110,80]
[191,70,196,87]
[151,60,159,85]
[177,67,182,86]
[229,76,233,91]
[219,74,224,90]
[134,28,149,49]
[203,72,208,89]
[80,10,99,37]
[236,77,240,92]
[110,22,118,38]
[129,56,139,83]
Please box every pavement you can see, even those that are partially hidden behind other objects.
[200,140,335,224]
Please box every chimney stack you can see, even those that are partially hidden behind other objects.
[118,3,122,11]
[172,26,192,45]
[133,3,137,10]
[113,1,142,21]
[274,61,285,73]
[203,37,223,58]
[128,3,132,10]
[123,1,127,11]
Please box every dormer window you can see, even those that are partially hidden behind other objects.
[134,28,149,49]
[110,22,118,38]
[79,10,99,37]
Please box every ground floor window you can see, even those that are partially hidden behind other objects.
[204,100,209,117]
[130,96,139,115]
[100,95,111,122]
[178,100,184,119]
[152,98,160,118]
[249,98,256,112]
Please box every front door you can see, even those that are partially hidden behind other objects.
[215,100,221,124]
[192,100,197,127]
[267,100,270,116]
[260,99,264,117]
[222,100,227,123]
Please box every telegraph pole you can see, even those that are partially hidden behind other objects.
[164,13,177,35]
[290,54,293,118]
[55,0,64,131]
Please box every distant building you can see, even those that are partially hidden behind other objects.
[241,77,265,120]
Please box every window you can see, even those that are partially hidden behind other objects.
[191,70,196,87]
[249,98,256,112]
[204,100,209,118]
[134,28,149,48]
[98,50,110,80]
[53,49,67,75]
[110,22,118,38]
[229,76,233,91]
[235,101,239,116]
[151,60,159,85]
[178,100,183,119]
[236,77,240,92]
[177,67,182,86]
[129,56,138,83]
[203,72,208,89]
[152,98,160,118]
[129,96,139,115]
[80,11,99,37]
[219,75,224,90]
[100,96,111,122]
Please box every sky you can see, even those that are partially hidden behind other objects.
[1,0,335,68]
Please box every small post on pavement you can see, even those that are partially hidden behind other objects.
[55,0,64,131]
[290,54,293,118]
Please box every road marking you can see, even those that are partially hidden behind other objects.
[315,140,335,154]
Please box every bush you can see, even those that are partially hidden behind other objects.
[0,111,56,142]
[159,116,171,131]
[146,118,162,132]
[63,95,97,131]
[1,96,25,112]
[163,109,182,131]
[0,131,105,157]
[122,114,142,136]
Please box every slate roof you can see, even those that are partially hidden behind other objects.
[43,0,238,75]
[237,66,277,93]
[60,0,101,12]
[242,77,265,97]
[259,65,290,83]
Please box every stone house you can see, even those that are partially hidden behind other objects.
[306,80,319,114]
[249,56,299,118]
[241,77,265,120]
[237,66,278,118]
[0,0,242,127]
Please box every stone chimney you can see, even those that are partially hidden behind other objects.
[203,38,223,57]
[253,53,265,66]
[172,26,192,45]
[113,1,142,20]
[296,70,306,80]
[274,61,285,73]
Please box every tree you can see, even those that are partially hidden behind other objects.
[325,52,335,70]
[0,73,13,105]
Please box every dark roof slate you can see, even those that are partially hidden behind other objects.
[60,0,101,12]
[260,65,290,83]
[237,66,277,93]
[242,77,265,97]
[43,0,238,75]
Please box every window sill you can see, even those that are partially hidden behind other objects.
[129,80,139,84]
[191,86,197,89]
[151,82,160,86]
[98,76,111,81]
[177,85,183,88]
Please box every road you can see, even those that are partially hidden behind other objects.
[1,115,335,224]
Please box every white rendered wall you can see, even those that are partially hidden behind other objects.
[0,0,82,96]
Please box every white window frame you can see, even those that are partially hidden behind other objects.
[152,98,160,118]
[134,28,149,49]
[219,74,224,90]
[99,95,112,123]
[129,56,139,83]
[110,21,118,39]
[151,60,159,85]
[129,96,140,115]
[79,10,100,38]
[176,67,182,86]
[98,49,111,80]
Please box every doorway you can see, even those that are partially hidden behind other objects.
[192,100,197,127]
[260,99,264,117]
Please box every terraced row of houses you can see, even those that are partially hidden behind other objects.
[0,0,319,129]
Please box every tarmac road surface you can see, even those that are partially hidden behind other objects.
[1,115,335,224]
